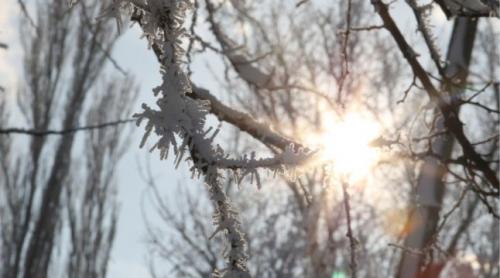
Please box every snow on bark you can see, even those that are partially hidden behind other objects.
[95,1,317,275]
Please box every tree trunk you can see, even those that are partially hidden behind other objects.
[396,17,478,278]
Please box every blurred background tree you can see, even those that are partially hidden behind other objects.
[0,0,137,277]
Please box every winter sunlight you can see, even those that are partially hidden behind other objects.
[305,110,381,181]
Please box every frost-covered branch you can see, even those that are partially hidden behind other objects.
[128,3,306,152]
[99,1,315,275]
[122,3,252,273]
[204,174,250,278]
[189,86,305,151]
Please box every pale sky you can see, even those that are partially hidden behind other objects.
[0,1,223,276]
[91,20,227,277]
[1,1,497,277]
[0,1,452,277]
[107,22,226,276]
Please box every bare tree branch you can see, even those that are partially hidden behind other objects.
[0,119,133,136]
[342,181,358,278]
[371,0,499,189]
[17,0,37,29]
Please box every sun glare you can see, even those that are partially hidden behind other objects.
[306,111,381,180]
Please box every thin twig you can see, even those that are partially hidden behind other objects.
[17,0,37,29]
[472,134,500,146]
[337,0,353,103]
[295,0,310,8]
[435,188,468,235]
[186,0,199,76]
[397,75,417,104]
[342,181,357,278]
[79,3,128,76]
[406,0,445,77]
[343,25,385,32]
[0,119,134,136]
[388,243,424,256]
[460,99,500,114]
[465,81,492,102]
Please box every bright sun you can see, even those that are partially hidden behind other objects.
[305,111,381,180]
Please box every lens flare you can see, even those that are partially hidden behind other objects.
[305,110,381,180]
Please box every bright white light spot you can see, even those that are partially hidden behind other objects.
[305,110,381,180]
[459,253,481,271]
